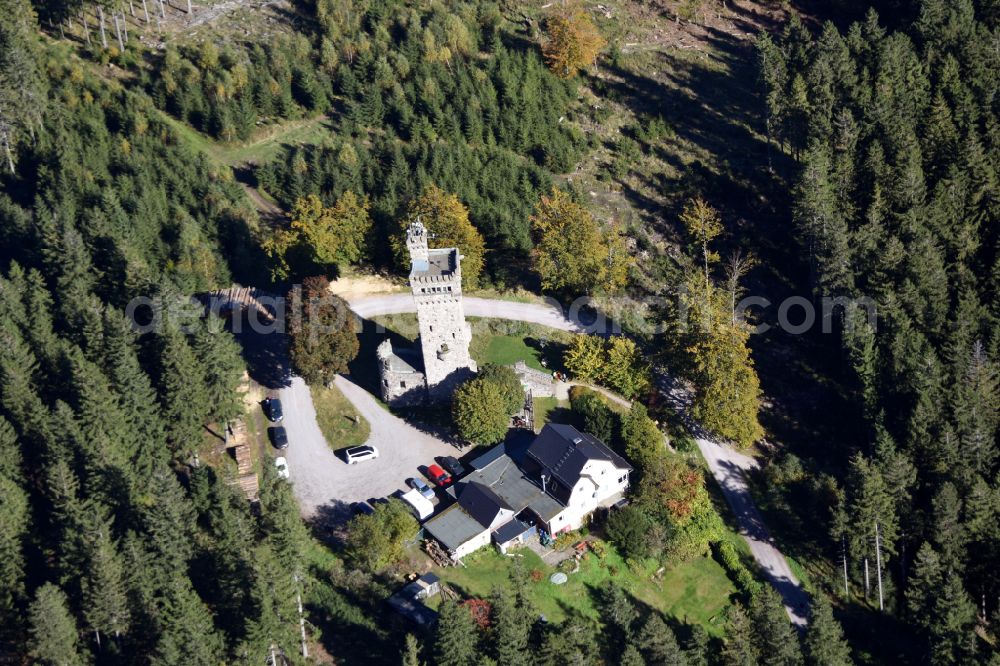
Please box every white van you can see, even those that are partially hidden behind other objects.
[400,488,435,521]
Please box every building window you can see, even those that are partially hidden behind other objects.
[400,381,406,388]
[618,475,627,484]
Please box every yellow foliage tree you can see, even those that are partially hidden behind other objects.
[681,278,764,447]
[395,185,485,289]
[679,197,723,293]
[530,188,628,294]
[563,334,606,380]
[604,336,650,399]
[291,191,372,266]
[541,3,606,78]
[563,334,650,399]
[262,192,371,280]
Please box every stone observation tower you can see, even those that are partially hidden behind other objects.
[376,220,477,405]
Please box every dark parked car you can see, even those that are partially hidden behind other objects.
[263,397,283,422]
[440,455,464,478]
[351,501,375,516]
[268,426,288,450]
[426,464,452,487]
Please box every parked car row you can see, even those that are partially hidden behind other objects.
[344,455,470,521]
[262,397,291,480]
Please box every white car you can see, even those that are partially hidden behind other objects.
[274,456,290,479]
[344,445,379,464]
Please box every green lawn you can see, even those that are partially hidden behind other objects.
[310,383,370,449]
[468,318,572,371]
[532,396,573,429]
[476,334,548,371]
[429,540,735,635]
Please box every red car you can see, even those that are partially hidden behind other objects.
[426,463,452,486]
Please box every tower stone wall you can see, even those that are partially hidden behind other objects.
[408,222,477,399]
[376,221,477,405]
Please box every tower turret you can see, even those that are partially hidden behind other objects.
[406,219,430,270]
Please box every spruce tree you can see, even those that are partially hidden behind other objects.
[434,599,479,666]
[928,571,977,665]
[803,594,851,666]
[156,327,209,458]
[402,633,424,666]
[192,315,246,426]
[636,613,686,666]
[258,463,310,572]
[720,603,759,666]
[621,644,646,666]
[906,542,942,625]
[683,624,710,666]
[749,588,801,666]
[151,577,225,666]
[100,309,168,482]
[81,520,131,650]
[930,482,966,570]
[0,416,26,628]
[241,543,301,664]
[28,583,84,666]
[141,467,197,581]
[66,347,133,481]
[600,583,638,649]
[490,586,530,665]
[0,473,27,627]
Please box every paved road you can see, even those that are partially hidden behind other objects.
[345,293,809,623]
[349,294,586,332]
[695,433,809,625]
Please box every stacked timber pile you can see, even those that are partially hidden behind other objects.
[226,420,259,501]
[424,540,454,567]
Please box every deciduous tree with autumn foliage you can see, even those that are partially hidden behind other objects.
[263,191,372,280]
[541,1,606,78]
[530,188,629,295]
[394,184,486,289]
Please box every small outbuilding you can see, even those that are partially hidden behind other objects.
[387,573,442,627]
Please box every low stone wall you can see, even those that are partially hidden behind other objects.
[512,361,556,398]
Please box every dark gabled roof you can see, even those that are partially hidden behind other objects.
[493,519,532,545]
[458,482,512,528]
[461,453,566,519]
[526,424,633,490]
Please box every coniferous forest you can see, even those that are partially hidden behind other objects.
[1,0,999,663]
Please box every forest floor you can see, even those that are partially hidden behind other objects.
[74,0,303,46]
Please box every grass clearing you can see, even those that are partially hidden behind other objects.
[310,383,370,449]
[429,540,735,635]
[161,110,333,167]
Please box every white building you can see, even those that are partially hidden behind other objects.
[522,424,633,532]
[423,424,633,560]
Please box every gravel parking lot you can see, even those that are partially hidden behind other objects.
[276,374,463,524]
